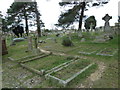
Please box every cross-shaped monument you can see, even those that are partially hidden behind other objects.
[102,14,112,34]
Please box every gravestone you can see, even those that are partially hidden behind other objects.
[34,36,40,54]
[53,38,57,43]
[102,14,112,34]
[28,36,33,51]
[90,23,94,32]
[2,37,8,55]
[10,33,16,46]
[81,38,85,42]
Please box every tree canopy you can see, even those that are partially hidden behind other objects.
[57,0,109,31]
[84,16,96,30]
[6,1,44,36]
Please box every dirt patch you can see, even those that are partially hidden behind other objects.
[78,61,106,88]
[89,62,106,81]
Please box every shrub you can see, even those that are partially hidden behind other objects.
[66,56,75,60]
[62,36,73,46]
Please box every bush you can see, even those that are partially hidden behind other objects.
[62,36,73,46]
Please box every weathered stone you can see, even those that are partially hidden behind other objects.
[81,38,85,42]
[28,36,33,51]
[102,14,112,34]
[13,38,25,42]
[2,37,8,55]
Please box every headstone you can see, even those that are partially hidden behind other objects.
[34,37,38,49]
[2,37,8,55]
[53,38,57,43]
[90,23,94,32]
[33,36,40,54]
[10,33,16,46]
[78,32,83,38]
[102,14,112,34]
[81,38,85,42]
[28,36,33,51]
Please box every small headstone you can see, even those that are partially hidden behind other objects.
[54,38,57,43]
[81,38,85,42]
[10,33,16,46]
[78,32,83,38]
[90,23,94,31]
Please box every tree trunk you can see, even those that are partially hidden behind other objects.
[36,14,41,37]
[25,15,29,36]
[35,2,41,37]
[78,2,86,31]
[23,6,29,36]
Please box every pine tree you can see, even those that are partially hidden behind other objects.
[7,1,44,36]
[57,0,109,31]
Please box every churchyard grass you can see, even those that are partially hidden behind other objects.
[50,59,91,80]
[2,32,118,88]
[24,55,71,71]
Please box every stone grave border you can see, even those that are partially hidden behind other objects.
[8,52,45,62]
[45,62,95,87]
[19,53,51,75]
[18,52,77,76]
[43,46,98,55]
[44,46,82,53]
[78,47,99,55]
[96,48,118,56]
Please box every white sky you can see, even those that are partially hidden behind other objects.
[0,0,119,29]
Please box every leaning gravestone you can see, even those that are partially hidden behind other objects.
[102,14,112,34]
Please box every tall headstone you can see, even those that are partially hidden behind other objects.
[102,14,112,34]
[34,36,40,54]
[28,36,33,51]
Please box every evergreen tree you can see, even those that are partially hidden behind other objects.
[57,0,109,31]
[7,1,44,36]
[84,16,96,31]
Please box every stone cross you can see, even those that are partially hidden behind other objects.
[102,14,112,34]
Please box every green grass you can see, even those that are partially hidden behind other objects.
[93,64,118,88]
[67,63,98,88]
[2,32,118,88]
[24,55,70,71]
[51,59,91,80]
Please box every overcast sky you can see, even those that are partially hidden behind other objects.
[0,0,119,29]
